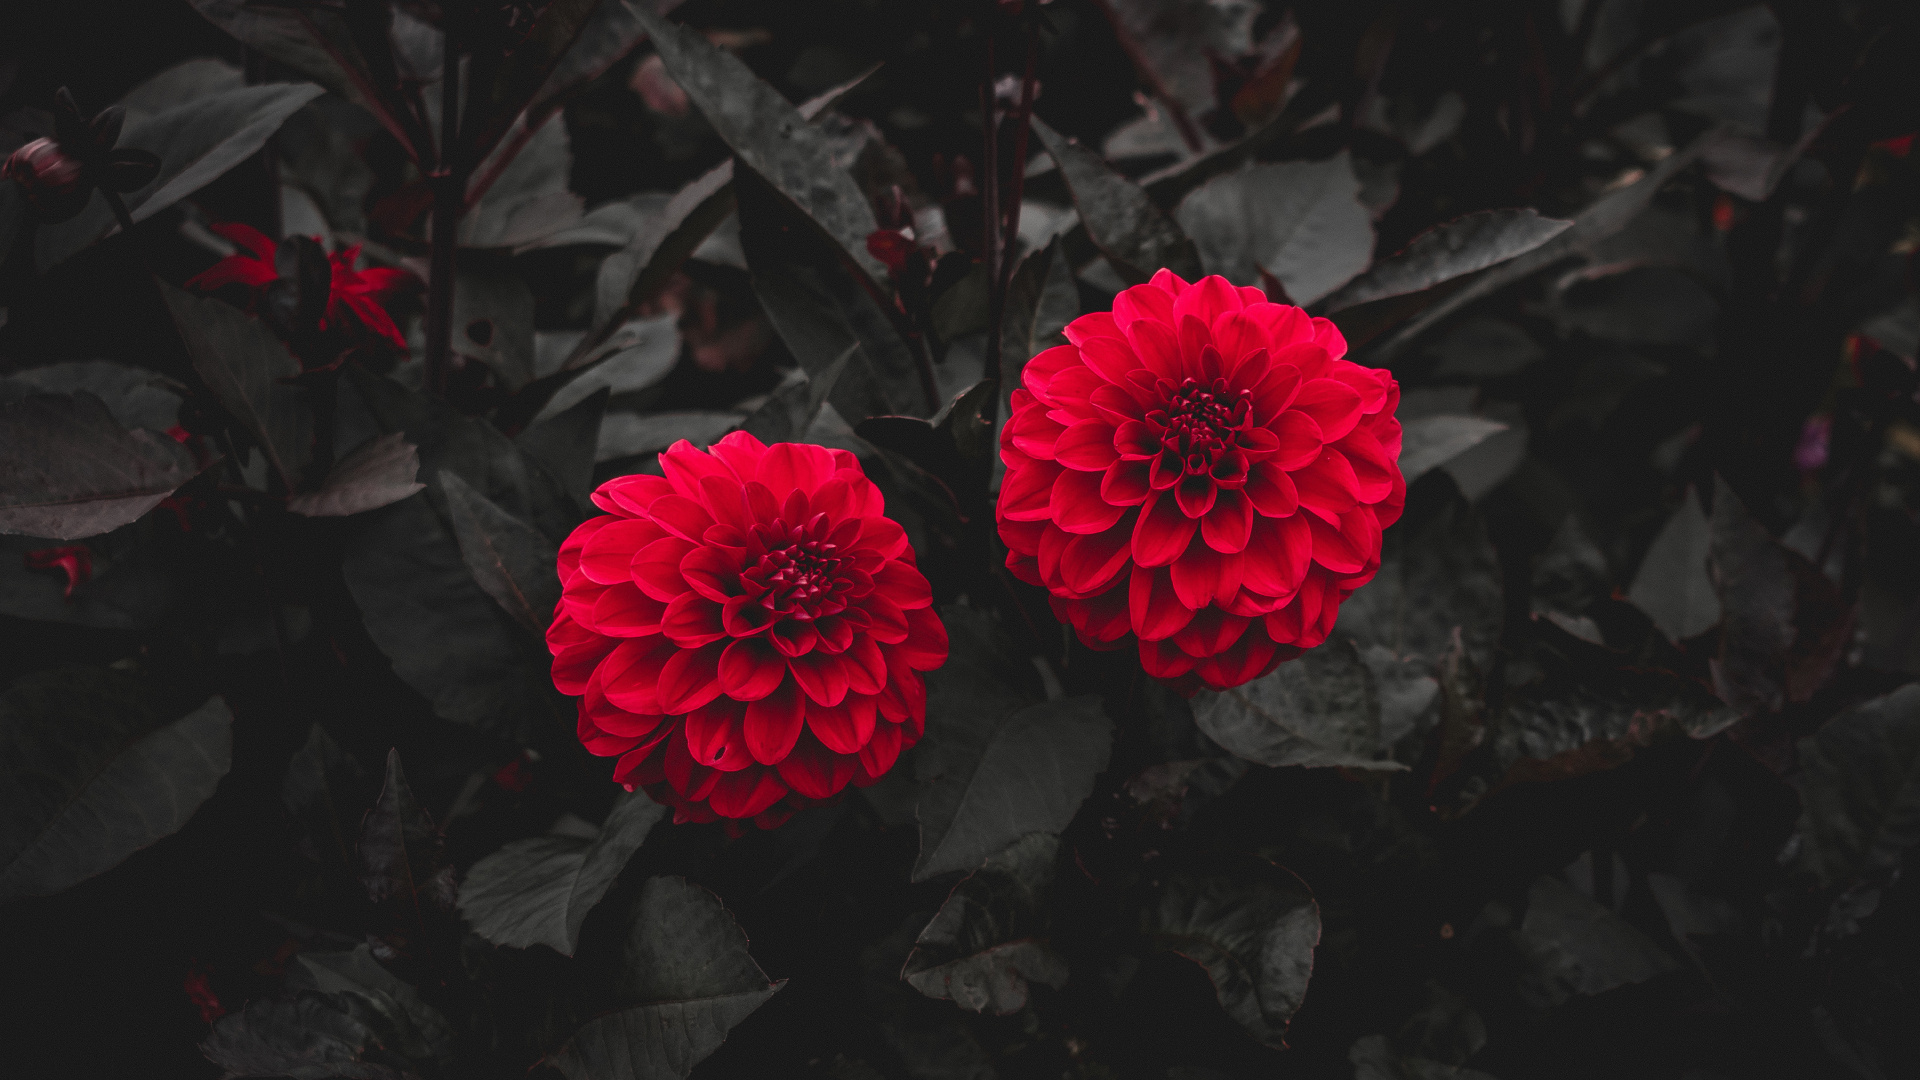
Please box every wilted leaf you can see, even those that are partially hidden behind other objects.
[440,471,560,635]
[157,281,311,489]
[1626,485,1719,642]
[0,392,203,541]
[0,669,231,899]
[200,990,410,1080]
[634,5,886,283]
[1174,154,1374,305]
[903,833,1068,1014]
[1193,639,1408,770]
[39,81,324,268]
[1031,116,1201,285]
[1789,683,1920,889]
[1399,415,1509,487]
[546,876,783,1080]
[1146,857,1320,1049]
[287,433,424,518]
[459,791,668,955]
[1322,209,1571,312]
[356,749,456,915]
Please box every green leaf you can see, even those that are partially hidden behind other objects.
[539,316,678,420]
[1322,209,1572,312]
[546,876,784,1080]
[355,749,456,915]
[0,669,231,899]
[440,471,560,635]
[1191,639,1409,770]
[286,433,425,518]
[201,990,410,1080]
[1710,475,1847,710]
[2,360,184,433]
[0,391,204,541]
[1031,116,1201,285]
[459,791,668,955]
[39,81,324,268]
[633,4,887,283]
[1145,857,1320,1049]
[913,693,1111,882]
[1173,154,1375,305]
[157,281,312,490]
[1398,415,1509,488]
[999,236,1079,425]
[1789,683,1920,889]
[903,833,1068,1014]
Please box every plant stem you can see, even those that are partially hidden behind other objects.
[1088,0,1204,153]
[981,15,1040,432]
[103,190,136,236]
[423,15,466,399]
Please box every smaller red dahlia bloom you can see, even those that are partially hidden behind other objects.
[551,432,948,829]
[998,271,1404,694]
[187,223,413,354]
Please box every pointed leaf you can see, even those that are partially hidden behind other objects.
[1031,116,1201,285]
[0,670,232,899]
[201,990,409,1080]
[440,471,561,634]
[1174,155,1375,305]
[1505,875,1678,1008]
[1790,684,1920,889]
[356,749,456,915]
[158,281,312,489]
[282,723,371,874]
[903,833,1068,1014]
[1322,209,1573,312]
[1193,639,1409,770]
[0,392,203,540]
[1627,485,1720,643]
[739,345,852,445]
[521,388,610,510]
[459,791,668,955]
[287,945,455,1070]
[1337,489,1504,669]
[1399,415,1508,486]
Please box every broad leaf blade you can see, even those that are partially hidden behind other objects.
[356,749,456,915]
[1146,857,1320,1049]
[903,833,1068,1014]
[1627,485,1720,643]
[1321,209,1573,312]
[1399,415,1508,487]
[440,471,561,635]
[0,392,202,540]
[158,281,312,489]
[1192,639,1408,770]
[1790,684,1920,889]
[287,433,425,518]
[1174,155,1375,305]
[459,791,667,955]
[0,671,232,899]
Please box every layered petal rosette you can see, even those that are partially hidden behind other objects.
[997,272,1403,693]
[550,432,947,829]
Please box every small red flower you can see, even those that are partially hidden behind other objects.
[25,545,92,597]
[551,432,948,829]
[186,223,414,354]
[997,271,1403,693]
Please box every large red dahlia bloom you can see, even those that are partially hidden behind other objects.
[997,271,1403,693]
[550,432,948,828]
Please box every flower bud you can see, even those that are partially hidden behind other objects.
[4,137,91,223]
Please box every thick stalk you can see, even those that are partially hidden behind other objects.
[423,18,466,399]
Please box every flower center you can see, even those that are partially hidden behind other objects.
[1150,377,1253,475]
[742,520,851,619]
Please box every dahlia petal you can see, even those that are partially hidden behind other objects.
[847,635,889,693]
[1169,545,1226,610]
[581,520,664,585]
[632,536,697,601]
[1020,344,1081,398]
[1078,335,1138,386]
[1172,274,1244,327]
[743,681,806,764]
[577,707,643,756]
[707,767,789,818]
[600,636,678,715]
[1062,524,1134,595]
[856,515,910,559]
[1009,410,1068,460]
[593,474,673,516]
[1101,458,1152,505]
[1242,514,1311,599]
[1337,427,1398,503]
[1055,419,1121,471]
[872,561,934,608]
[647,494,716,543]
[896,606,950,669]
[1060,581,1132,645]
[680,545,745,602]
[1269,411,1325,471]
[685,700,753,770]
[1053,469,1124,534]
[1306,510,1367,574]
[790,651,851,706]
[1063,311,1123,345]
[1201,488,1254,553]
[757,441,834,495]
[660,442,735,499]
[1132,490,1198,567]
[1192,629,1282,689]
[658,641,726,713]
[661,592,728,647]
[1139,637,1198,679]
[857,721,905,779]
[1113,281,1175,330]
[1331,364,1391,413]
[1175,474,1217,518]
[706,430,768,479]
[1309,315,1348,361]
[808,696,877,754]
[1172,607,1251,659]
[1245,462,1300,518]
[770,619,819,657]
[1212,310,1268,373]
[1090,382,1149,425]
[1149,268,1190,293]
[999,459,1059,521]
[1295,449,1361,521]
[1176,317,1213,379]
[1123,316,1181,378]
[719,637,786,700]
[699,474,752,530]
[777,737,854,800]
[1129,564,1195,640]
[1292,378,1364,443]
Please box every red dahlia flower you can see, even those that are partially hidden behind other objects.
[551,432,948,829]
[997,271,1403,694]
[186,223,413,354]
